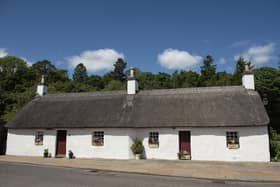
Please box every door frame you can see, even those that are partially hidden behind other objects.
[55,130,67,157]
[178,131,191,154]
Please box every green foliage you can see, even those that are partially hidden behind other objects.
[199,55,217,86]
[103,80,126,91]
[232,57,250,85]
[86,75,104,90]
[215,71,232,86]
[1,88,35,121]
[172,70,200,88]
[111,58,127,82]
[270,127,280,161]
[130,137,144,155]
[137,72,156,90]
[73,63,88,82]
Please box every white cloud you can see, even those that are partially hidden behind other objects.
[234,43,275,65]
[219,57,226,65]
[158,49,202,70]
[0,48,8,57]
[20,57,33,66]
[68,49,124,72]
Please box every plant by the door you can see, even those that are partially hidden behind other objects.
[178,151,191,160]
[68,150,74,159]
[43,149,49,158]
[130,137,144,160]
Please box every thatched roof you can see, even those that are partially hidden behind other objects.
[6,86,269,129]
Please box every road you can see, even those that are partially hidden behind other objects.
[0,161,279,187]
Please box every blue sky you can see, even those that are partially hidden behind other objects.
[0,0,279,76]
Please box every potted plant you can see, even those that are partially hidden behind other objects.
[177,151,191,160]
[68,150,74,159]
[130,137,144,160]
[43,149,48,158]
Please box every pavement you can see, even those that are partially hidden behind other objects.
[0,155,280,182]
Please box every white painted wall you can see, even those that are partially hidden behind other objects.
[6,126,270,162]
[242,74,255,90]
[36,85,48,96]
[6,129,56,157]
[67,128,134,159]
[190,126,270,162]
[127,80,138,94]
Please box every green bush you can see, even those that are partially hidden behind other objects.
[130,137,144,155]
[270,127,280,161]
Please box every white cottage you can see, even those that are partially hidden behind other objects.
[5,67,270,161]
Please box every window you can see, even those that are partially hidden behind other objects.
[226,131,239,149]
[35,131,44,145]
[92,131,104,146]
[149,132,159,148]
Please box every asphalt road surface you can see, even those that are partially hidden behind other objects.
[0,161,279,187]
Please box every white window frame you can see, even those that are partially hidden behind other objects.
[148,132,159,148]
[92,131,104,146]
[35,131,44,145]
[226,131,240,149]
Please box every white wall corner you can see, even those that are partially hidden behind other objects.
[242,74,255,90]
[37,85,48,96]
[127,80,138,95]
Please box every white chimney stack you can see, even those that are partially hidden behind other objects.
[37,75,48,96]
[127,67,138,95]
[242,63,255,90]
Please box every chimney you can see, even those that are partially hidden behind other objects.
[242,63,255,90]
[37,75,48,96]
[127,67,138,95]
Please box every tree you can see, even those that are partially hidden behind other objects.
[0,56,32,92]
[173,70,200,88]
[137,72,156,90]
[231,57,251,85]
[254,67,280,132]
[111,58,127,82]
[86,75,104,90]
[31,60,56,75]
[73,63,88,82]
[31,60,69,84]
[154,72,172,89]
[103,80,126,91]
[199,55,216,86]
[215,71,232,86]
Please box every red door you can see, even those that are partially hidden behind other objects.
[56,130,67,156]
[179,131,191,153]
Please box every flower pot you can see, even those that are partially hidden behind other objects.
[68,152,74,159]
[43,152,48,158]
[135,154,141,160]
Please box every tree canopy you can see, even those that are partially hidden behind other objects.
[0,55,279,134]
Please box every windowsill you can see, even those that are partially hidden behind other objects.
[92,143,104,147]
[149,144,159,148]
[227,144,240,149]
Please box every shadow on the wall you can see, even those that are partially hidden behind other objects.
[0,121,7,155]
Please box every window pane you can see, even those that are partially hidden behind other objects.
[35,131,43,145]
[149,132,159,148]
[226,131,239,149]
[92,131,104,146]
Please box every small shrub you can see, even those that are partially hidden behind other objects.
[130,137,144,155]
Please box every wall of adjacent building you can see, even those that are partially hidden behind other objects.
[6,126,270,161]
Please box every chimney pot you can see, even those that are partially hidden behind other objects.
[37,75,48,96]
[242,63,255,90]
